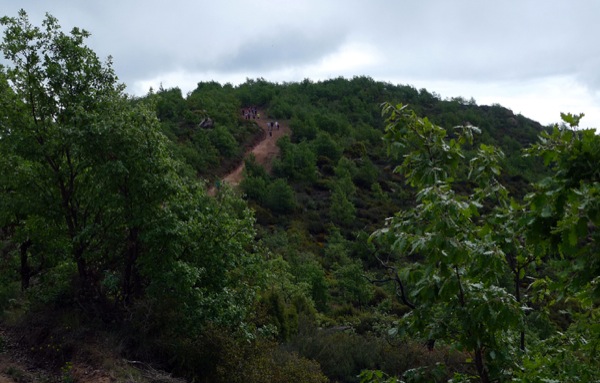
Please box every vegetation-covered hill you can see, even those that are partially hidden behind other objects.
[145,76,546,238]
[1,11,598,383]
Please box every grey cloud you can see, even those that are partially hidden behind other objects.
[216,28,347,72]
[4,1,600,97]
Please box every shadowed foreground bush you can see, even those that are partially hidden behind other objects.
[131,325,328,383]
[287,321,471,383]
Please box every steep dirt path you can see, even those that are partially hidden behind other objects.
[214,111,290,191]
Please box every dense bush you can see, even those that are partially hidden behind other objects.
[288,320,469,383]
[264,179,297,214]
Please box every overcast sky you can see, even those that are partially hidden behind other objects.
[3,1,600,129]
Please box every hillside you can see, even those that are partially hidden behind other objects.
[2,13,598,383]
[148,77,546,234]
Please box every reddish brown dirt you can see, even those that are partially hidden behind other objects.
[0,325,113,383]
[0,326,177,383]
[211,112,290,193]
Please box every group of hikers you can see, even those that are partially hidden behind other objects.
[267,121,279,137]
[242,107,259,120]
[241,106,280,137]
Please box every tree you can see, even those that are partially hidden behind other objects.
[512,113,600,381]
[272,136,317,183]
[0,11,265,336]
[372,104,523,383]
[329,183,356,227]
[209,125,238,157]
[334,260,374,306]
[0,10,132,301]
[312,131,342,162]
[366,105,600,383]
[264,178,296,214]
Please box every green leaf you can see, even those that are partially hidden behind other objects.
[568,228,578,246]
[541,205,553,218]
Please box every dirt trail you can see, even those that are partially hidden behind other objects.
[214,112,290,191]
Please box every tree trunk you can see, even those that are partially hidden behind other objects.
[515,269,525,351]
[74,244,90,296]
[20,239,32,291]
[475,347,490,383]
[122,227,140,303]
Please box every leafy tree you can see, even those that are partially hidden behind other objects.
[241,175,268,204]
[0,11,265,337]
[329,184,356,228]
[0,10,136,300]
[334,157,358,180]
[154,86,186,123]
[236,77,276,107]
[273,136,318,183]
[312,131,343,162]
[269,97,293,119]
[187,80,240,127]
[289,115,318,141]
[323,228,350,266]
[334,260,374,306]
[513,113,600,381]
[209,125,239,157]
[353,157,379,188]
[240,155,270,203]
[295,258,329,311]
[264,178,296,214]
[372,104,523,383]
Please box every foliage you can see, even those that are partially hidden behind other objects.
[372,103,524,382]
[364,105,600,383]
[290,319,467,383]
[0,9,264,350]
[313,131,343,162]
[330,184,357,227]
[2,11,569,382]
[209,125,239,157]
[264,178,297,214]
[333,260,374,306]
[514,114,600,382]
[273,136,318,183]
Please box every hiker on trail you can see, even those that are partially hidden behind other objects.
[276,121,279,130]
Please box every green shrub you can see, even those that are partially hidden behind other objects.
[264,179,296,214]
[150,326,328,383]
[290,116,317,141]
[0,278,19,316]
[312,132,343,162]
[329,186,356,227]
[209,125,238,157]
[289,322,468,383]
[353,158,379,188]
[240,176,267,203]
[269,99,293,119]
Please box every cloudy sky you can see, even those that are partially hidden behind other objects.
[3,1,600,128]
